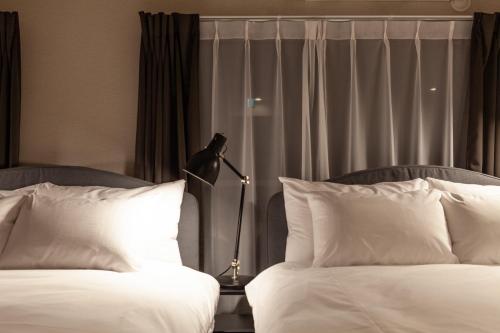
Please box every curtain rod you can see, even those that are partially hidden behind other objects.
[200,15,473,21]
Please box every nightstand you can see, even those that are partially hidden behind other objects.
[214,275,255,333]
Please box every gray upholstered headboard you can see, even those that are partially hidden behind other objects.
[0,166,200,270]
[266,165,500,268]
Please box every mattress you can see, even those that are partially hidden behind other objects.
[246,262,500,333]
[0,265,219,333]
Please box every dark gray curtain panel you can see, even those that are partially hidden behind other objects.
[0,12,21,168]
[135,12,200,184]
[467,13,500,176]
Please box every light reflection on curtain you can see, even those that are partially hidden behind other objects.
[199,19,472,277]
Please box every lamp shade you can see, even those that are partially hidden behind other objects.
[183,133,227,186]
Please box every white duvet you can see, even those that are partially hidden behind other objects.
[0,265,219,333]
[246,263,500,333]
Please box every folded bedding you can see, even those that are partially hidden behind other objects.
[0,266,219,333]
[246,263,500,333]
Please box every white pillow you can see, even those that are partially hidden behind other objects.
[33,182,187,266]
[33,182,169,199]
[441,192,500,265]
[0,195,28,253]
[307,190,458,267]
[279,177,429,265]
[0,180,185,272]
[0,185,38,196]
[0,185,38,253]
[427,178,500,196]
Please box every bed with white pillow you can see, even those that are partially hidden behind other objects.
[248,166,500,333]
[0,166,218,333]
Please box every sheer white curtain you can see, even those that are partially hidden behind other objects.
[199,19,472,275]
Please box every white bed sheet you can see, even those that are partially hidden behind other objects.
[0,265,219,333]
[246,263,500,333]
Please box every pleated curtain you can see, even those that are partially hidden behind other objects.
[467,13,500,177]
[135,12,200,185]
[0,12,21,169]
[199,19,472,275]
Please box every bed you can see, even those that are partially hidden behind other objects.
[0,166,219,333]
[247,165,500,333]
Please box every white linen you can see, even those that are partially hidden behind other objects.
[0,266,219,333]
[0,195,27,253]
[33,181,175,199]
[308,190,457,266]
[427,177,500,196]
[280,177,429,265]
[441,192,500,264]
[0,184,38,197]
[246,263,500,333]
[0,185,38,253]
[0,180,186,271]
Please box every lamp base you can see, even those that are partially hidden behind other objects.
[217,275,254,289]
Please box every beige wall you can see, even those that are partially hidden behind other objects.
[0,0,499,175]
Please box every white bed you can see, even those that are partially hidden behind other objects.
[0,166,219,333]
[257,166,500,333]
[0,266,219,333]
[247,262,500,333]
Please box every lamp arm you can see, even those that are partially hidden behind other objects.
[220,156,248,182]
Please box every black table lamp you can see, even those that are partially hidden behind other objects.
[184,133,252,288]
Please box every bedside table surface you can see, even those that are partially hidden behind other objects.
[220,288,246,296]
[217,275,254,290]
[214,314,254,333]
